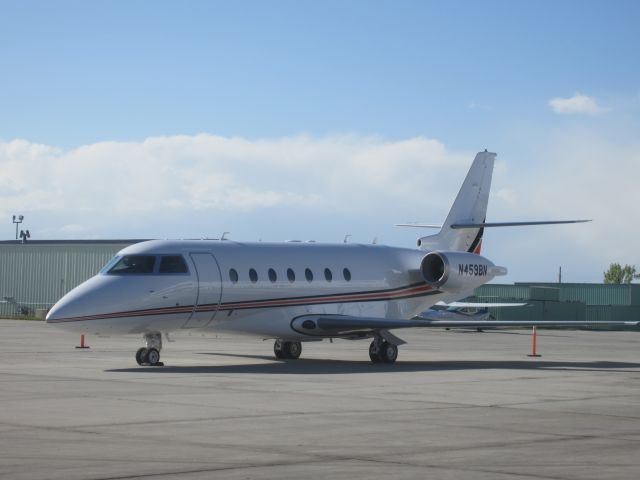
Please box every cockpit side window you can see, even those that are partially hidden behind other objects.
[108,255,156,274]
[159,255,188,274]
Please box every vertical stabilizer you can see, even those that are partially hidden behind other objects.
[418,151,495,253]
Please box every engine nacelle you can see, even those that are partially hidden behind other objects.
[420,251,506,292]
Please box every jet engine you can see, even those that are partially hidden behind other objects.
[420,251,507,292]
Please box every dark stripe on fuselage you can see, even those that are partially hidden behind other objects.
[47,281,440,323]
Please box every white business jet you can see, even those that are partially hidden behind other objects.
[46,151,637,366]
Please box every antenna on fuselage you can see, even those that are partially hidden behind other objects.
[372,237,378,244]
[221,232,230,240]
[343,234,351,243]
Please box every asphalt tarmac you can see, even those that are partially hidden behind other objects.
[1,320,639,479]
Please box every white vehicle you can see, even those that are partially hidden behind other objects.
[46,151,637,366]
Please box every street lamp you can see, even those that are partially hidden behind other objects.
[12,215,23,240]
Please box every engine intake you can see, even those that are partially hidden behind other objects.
[420,251,505,292]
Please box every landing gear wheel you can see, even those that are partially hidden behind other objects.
[146,348,161,366]
[369,341,382,363]
[274,340,286,359]
[136,348,148,366]
[274,340,302,359]
[285,341,302,359]
[379,341,398,364]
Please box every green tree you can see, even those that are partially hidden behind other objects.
[603,263,637,284]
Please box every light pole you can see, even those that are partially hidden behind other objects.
[12,215,23,240]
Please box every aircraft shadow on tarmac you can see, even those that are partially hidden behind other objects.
[107,354,640,375]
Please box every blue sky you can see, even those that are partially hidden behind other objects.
[1,0,639,282]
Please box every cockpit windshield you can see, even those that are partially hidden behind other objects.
[104,254,189,275]
[108,255,156,274]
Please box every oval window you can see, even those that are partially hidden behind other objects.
[249,268,258,283]
[343,268,352,282]
[324,268,333,282]
[305,268,313,282]
[229,268,239,283]
[287,268,295,283]
[268,268,277,283]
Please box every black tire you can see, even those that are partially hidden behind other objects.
[286,341,302,359]
[379,341,398,364]
[136,347,148,365]
[274,340,286,359]
[369,341,382,363]
[146,348,160,366]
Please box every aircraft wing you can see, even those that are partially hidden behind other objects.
[436,301,529,308]
[291,314,640,340]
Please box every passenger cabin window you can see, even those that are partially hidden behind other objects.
[109,255,156,274]
[268,268,277,283]
[324,268,333,282]
[159,255,188,274]
[229,268,239,283]
[287,268,295,282]
[249,268,258,283]
[305,268,313,282]
[343,268,352,282]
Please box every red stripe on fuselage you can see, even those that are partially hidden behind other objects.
[48,282,437,323]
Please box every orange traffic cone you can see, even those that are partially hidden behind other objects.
[75,334,90,349]
[527,326,541,357]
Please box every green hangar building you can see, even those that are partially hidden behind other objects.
[0,240,143,317]
[474,283,640,325]
[0,239,638,324]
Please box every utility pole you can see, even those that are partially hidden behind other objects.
[558,266,562,284]
[12,215,23,240]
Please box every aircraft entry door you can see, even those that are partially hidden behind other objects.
[183,252,222,328]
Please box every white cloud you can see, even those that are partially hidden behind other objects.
[0,134,469,235]
[1,132,638,282]
[549,92,610,115]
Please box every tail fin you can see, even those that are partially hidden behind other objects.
[418,150,495,253]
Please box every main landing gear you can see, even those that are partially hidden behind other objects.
[136,332,164,367]
[369,336,399,364]
[274,339,302,360]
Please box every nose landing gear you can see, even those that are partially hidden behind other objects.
[274,339,302,359]
[136,332,164,366]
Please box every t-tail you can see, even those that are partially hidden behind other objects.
[396,149,590,254]
[418,150,494,253]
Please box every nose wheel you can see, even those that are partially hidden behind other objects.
[274,340,302,359]
[136,333,164,366]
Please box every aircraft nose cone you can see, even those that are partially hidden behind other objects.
[45,275,110,327]
[45,300,69,324]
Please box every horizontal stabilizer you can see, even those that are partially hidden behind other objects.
[451,220,591,229]
[395,223,442,229]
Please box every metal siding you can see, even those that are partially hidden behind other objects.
[474,284,531,300]
[529,287,560,302]
[0,244,127,316]
[516,282,634,306]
